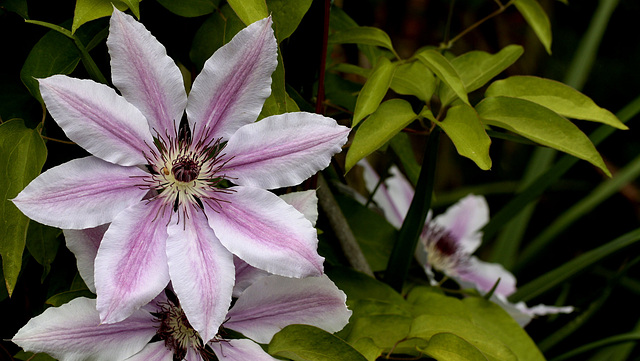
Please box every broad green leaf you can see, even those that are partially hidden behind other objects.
[352,57,396,126]
[227,0,268,25]
[26,222,61,281]
[435,103,491,170]
[476,96,609,176]
[1,0,28,18]
[46,289,95,307]
[328,26,396,55]
[389,132,420,186]
[486,76,627,129]
[416,49,469,105]
[328,7,388,64]
[189,5,244,70]
[346,99,417,172]
[335,195,396,271]
[268,0,313,41]
[349,338,383,361]
[269,325,368,361]
[156,0,217,17]
[13,351,56,361]
[332,63,370,78]
[72,0,138,34]
[259,51,300,119]
[326,267,408,308]
[420,333,490,361]
[452,45,524,93]
[390,60,436,101]
[0,120,47,296]
[513,0,552,54]
[21,29,81,103]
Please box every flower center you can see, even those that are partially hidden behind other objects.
[155,297,203,359]
[422,222,465,273]
[172,157,201,183]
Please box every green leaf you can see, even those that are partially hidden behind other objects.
[390,60,436,101]
[72,0,138,34]
[476,96,609,176]
[26,222,61,282]
[389,133,420,186]
[435,103,491,170]
[420,333,490,361]
[327,267,408,308]
[46,289,95,307]
[1,0,28,18]
[227,0,269,25]
[0,120,47,296]
[189,5,244,70]
[21,29,81,103]
[352,57,396,126]
[268,0,313,42]
[269,324,368,361]
[259,51,300,119]
[452,45,524,93]
[346,99,417,172]
[13,351,56,361]
[416,49,469,106]
[486,76,627,129]
[513,0,552,54]
[328,26,396,55]
[156,0,218,17]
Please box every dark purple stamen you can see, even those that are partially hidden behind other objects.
[172,158,201,182]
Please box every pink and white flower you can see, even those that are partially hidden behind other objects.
[360,160,573,326]
[12,8,349,342]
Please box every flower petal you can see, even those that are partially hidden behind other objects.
[166,209,235,343]
[361,161,413,229]
[186,17,277,143]
[490,294,573,327]
[225,275,351,344]
[12,156,149,229]
[211,338,279,361]
[125,341,174,361]
[222,112,349,189]
[279,190,319,226]
[39,75,153,166]
[12,297,155,361]
[456,256,517,296]
[95,200,170,324]
[233,256,269,298]
[63,224,109,293]
[433,194,489,254]
[108,8,187,135]
[206,186,323,278]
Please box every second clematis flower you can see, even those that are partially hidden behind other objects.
[12,9,349,342]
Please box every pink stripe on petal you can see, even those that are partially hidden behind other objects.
[95,200,170,324]
[166,209,235,343]
[108,9,187,135]
[12,297,155,361]
[64,224,109,293]
[12,156,148,229]
[210,339,279,361]
[39,75,153,166]
[207,186,324,278]
[433,194,489,254]
[225,275,351,344]
[186,17,277,143]
[456,256,517,297]
[222,112,349,189]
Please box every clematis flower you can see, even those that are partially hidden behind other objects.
[359,160,573,326]
[12,8,349,342]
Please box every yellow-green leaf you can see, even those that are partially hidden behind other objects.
[72,0,138,34]
[513,0,552,54]
[416,49,469,106]
[476,96,610,176]
[352,57,396,127]
[390,60,436,102]
[486,75,627,129]
[420,333,490,361]
[227,0,269,25]
[452,45,524,93]
[329,26,395,54]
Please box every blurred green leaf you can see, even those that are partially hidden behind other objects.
[352,57,395,127]
[269,324,368,361]
[435,103,491,170]
[416,49,469,106]
[1,0,28,18]
[389,132,420,186]
[46,289,95,307]
[324,73,360,112]
[13,351,56,361]
[26,221,61,282]
[486,76,626,129]
[452,45,523,93]
[513,0,552,54]
[72,0,138,34]
[227,0,268,25]
[21,29,81,103]
[268,0,313,42]
[390,60,436,102]
[346,99,417,173]
[329,26,396,56]
[551,332,640,361]
[420,333,490,361]
[327,267,407,307]
[156,0,218,17]
[189,5,244,70]
[0,120,47,296]
[476,96,609,176]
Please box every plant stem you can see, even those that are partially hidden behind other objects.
[384,127,441,292]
